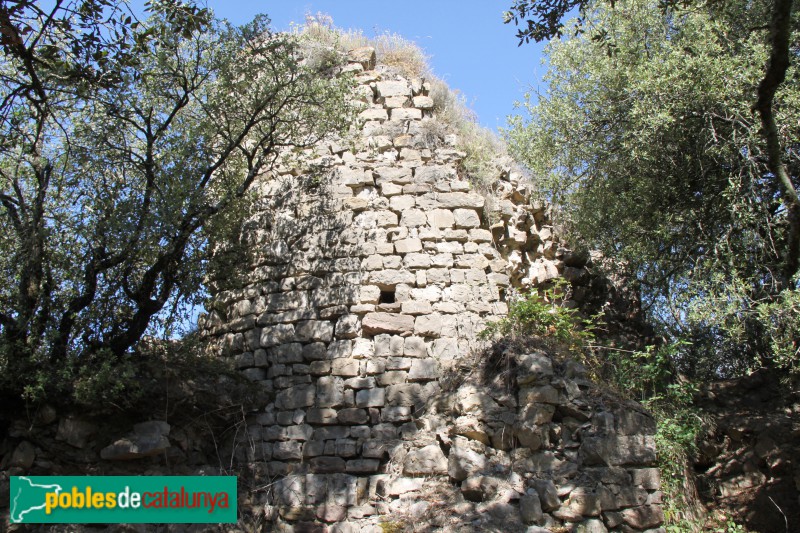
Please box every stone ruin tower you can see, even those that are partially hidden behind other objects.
[199,47,665,532]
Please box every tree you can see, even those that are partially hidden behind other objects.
[0,0,351,403]
[505,0,800,376]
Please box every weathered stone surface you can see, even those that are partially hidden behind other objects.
[436,192,485,208]
[520,491,543,525]
[453,208,481,228]
[99,421,172,461]
[581,435,657,466]
[338,408,369,425]
[533,480,561,511]
[276,385,316,410]
[621,505,664,529]
[362,312,415,334]
[335,315,361,339]
[56,417,98,449]
[404,444,448,475]
[414,314,442,337]
[9,441,36,468]
[448,442,487,481]
[348,46,376,69]
[369,269,416,288]
[376,80,411,98]
[408,358,439,381]
[394,238,422,253]
[356,388,385,408]
[391,108,422,120]
[307,408,338,425]
[316,377,345,408]
[260,324,295,348]
[427,209,455,228]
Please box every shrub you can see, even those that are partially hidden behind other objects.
[479,280,600,349]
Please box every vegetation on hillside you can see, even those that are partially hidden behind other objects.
[505,0,799,379]
[0,1,351,405]
[505,0,799,528]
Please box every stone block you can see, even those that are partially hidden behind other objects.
[436,192,485,209]
[331,358,360,377]
[303,342,328,361]
[453,208,481,228]
[389,195,416,211]
[413,96,434,109]
[316,376,345,408]
[310,456,347,473]
[362,312,415,334]
[344,376,375,389]
[414,314,442,337]
[313,426,350,440]
[260,324,295,348]
[520,491,543,525]
[356,388,386,408]
[376,371,407,386]
[352,338,374,359]
[271,343,304,364]
[404,444,448,475]
[374,166,413,185]
[346,459,381,474]
[376,80,411,98]
[385,383,423,407]
[533,480,561,511]
[428,208,455,228]
[307,408,338,425]
[369,269,416,288]
[374,334,404,356]
[403,336,427,357]
[338,408,369,425]
[375,210,398,227]
[394,237,422,253]
[580,435,657,466]
[273,441,304,461]
[382,406,412,423]
[621,505,664,529]
[631,467,661,490]
[348,46,376,69]
[416,166,454,182]
[359,108,388,121]
[400,209,427,227]
[408,358,439,381]
[391,108,422,120]
[448,443,487,482]
[309,361,331,375]
[404,252,431,269]
[335,314,361,339]
[276,385,316,410]
[327,340,353,358]
[521,385,560,405]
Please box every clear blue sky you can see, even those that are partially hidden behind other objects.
[193,1,548,132]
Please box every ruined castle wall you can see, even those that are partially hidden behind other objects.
[199,48,664,532]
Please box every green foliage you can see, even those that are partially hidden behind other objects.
[0,1,352,404]
[606,342,704,530]
[480,280,599,349]
[505,0,800,378]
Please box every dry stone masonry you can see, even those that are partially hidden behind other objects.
[200,46,664,532]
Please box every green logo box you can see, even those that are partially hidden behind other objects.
[10,476,237,524]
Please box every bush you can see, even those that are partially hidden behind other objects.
[479,280,600,349]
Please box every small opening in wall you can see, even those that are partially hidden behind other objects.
[499,288,507,302]
[379,290,396,304]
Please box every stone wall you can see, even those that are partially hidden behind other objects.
[200,47,663,532]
